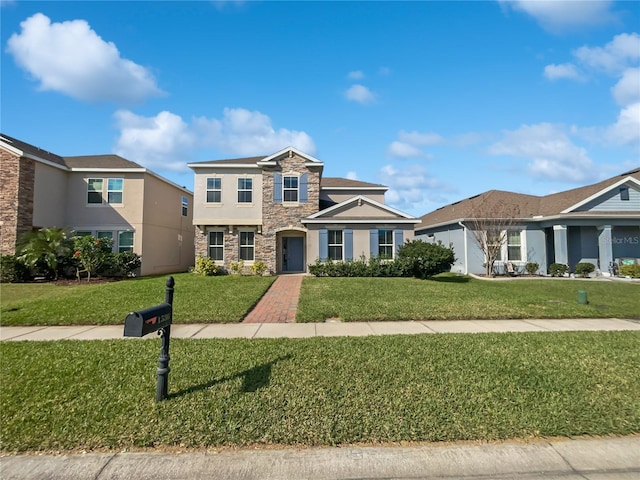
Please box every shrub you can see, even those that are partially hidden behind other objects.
[0,255,31,283]
[619,264,640,278]
[229,260,244,275]
[549,263,568,277]
[525,262,539,275]
[192,256,219,276]
[112,251,141,277]
[16,227,73,280]
[73,235,114,281]
[396,240,455,279]
[574,262,596,278]
[251,260,268,276]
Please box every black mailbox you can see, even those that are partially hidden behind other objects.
[124,302,172,337]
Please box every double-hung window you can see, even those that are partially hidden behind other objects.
[328,230,343,261]
[239,231,255,261]
[118,231,134,253]
[87,179,103,204]
[378,230,394,259]
[283,176,299,202]
[208,231,224,261]
[181,196,188,216]
[238,178,253,203]
[207,178,221,203]
[506,231,522,261]
[107,179,123,204]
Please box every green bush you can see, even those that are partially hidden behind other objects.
[73,236,114,281]
[574,262,595,278]
[251,261,268,276]
[112,251,141,277]
[548,263,568,277]
[525,262,539,275]
[0,255,31,283]
[396,240,455,279]
[192,256,219,276]
[619,264,640,278]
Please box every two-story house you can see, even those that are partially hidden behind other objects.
[189,147,420,274]
[1,134,195,276]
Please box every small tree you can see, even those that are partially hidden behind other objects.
[16,227,73,279]
[397,240,455,279]
[73,235,114,281]
[465,197,521,276]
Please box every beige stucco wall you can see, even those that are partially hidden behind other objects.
[32,162,68,228]
[321,190,386,205]
[140,174,194,275]
[192,168,263,225]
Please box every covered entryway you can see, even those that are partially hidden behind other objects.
[282,236,305,272]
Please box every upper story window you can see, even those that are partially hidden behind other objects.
[107,179,123,204]
[283,176,299,202]
[207,178,222,203]
[328,230,343,261]
[87,179,103,204]
[378,229,394,259]
[181,196,188,216]
[238,178,253,203]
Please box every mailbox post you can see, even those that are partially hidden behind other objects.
[123,276,175,402]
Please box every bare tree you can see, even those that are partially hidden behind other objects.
[464,197,521,276]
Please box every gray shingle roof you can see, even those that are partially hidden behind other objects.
[418,168,640,228]
[188,156,267,166]
[1,133,66,167]
[320,177,387,189]
[64,155,144,169]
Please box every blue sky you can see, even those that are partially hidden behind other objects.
[2,1,639,216]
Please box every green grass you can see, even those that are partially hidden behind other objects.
[2,332,639,452]
[0,273,275,325]
[297,276,640,322]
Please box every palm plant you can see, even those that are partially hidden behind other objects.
[16,227,73,279]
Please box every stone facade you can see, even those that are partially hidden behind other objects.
[0,150,34,255]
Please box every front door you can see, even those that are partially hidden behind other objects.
[283,237,304,272]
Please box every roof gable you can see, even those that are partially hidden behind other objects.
[257,146,324,167]
[305,195,419,224]
[561,176,640,213]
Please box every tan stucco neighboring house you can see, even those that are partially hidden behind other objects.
[0,134,194,276]
[188,147,420,274]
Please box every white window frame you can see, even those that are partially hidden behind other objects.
[239,230,255,262]
[237,178,253,204]
[506,230,522,262]
[283,175,299,203]
[206,177,222,203]
[378,229,394,259]
[87,178,103,204]
[181,196,188,216]
[328,229,343,261]
[107,178,123,204]
[118,231,134,253]
[208,230,225,262]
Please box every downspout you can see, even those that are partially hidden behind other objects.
[457,221,468,275]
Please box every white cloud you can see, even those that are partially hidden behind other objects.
[499,0,617,33]
[543,63,585,81]
[345,84,376,104]
[378,164,453,213]
[386,141,426,159]
[605,103,640,145]
[6,13,163,104]
[345,171,359,180]
[573,33,640,74]
[347,70,365,80]
[398,130,444,146]
[194,107,316,156]
[611,68,640,106]
[379,67,391,76]
[114,110,195,171]
[489,123,596,182]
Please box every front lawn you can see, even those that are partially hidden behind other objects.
[297,276,640,322]
[0,273,275,325]
[1,332,639,452]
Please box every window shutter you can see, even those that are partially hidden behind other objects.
[319,229,328,262]
[370,229,378,258]
[274,173,282,204]
[300,173,308,203]
[394,229,404,254]
[344,229,353,261]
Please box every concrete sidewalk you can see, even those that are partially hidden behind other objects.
[1,436,638,479]
[1,318,639,341]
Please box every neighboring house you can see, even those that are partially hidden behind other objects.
[415,168,640,276]
[0,134,195,276]
[189,147,419,274]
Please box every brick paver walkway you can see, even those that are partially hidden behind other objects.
[242,275,303,323]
